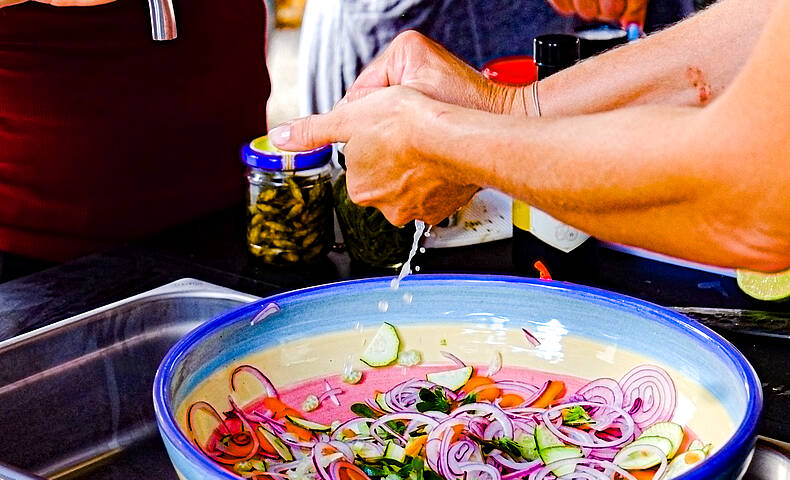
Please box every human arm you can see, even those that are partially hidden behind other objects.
[270,0,790,272]
[345,0,777,117]
[0,0,115,7]
[535,0,778,116]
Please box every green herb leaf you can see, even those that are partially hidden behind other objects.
[415,387,452,414]
[408,457,425,480]
[423,469,443,480]
[418,388,436,402]
[351,403,383,418]
[478,437,524,459]
[562,406,594,426]
[459,393,478,406]
[387,420,408,435]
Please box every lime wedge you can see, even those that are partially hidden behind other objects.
[736,268,790,301]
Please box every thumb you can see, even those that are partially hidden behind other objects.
[619,0,648,28]
[269,110,349,152]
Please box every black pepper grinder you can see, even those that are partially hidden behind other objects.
[512,34,598,284]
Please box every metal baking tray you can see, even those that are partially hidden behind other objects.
[0,279,258,479]
[0,279,787,479]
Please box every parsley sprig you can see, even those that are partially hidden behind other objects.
[416,387,453,413]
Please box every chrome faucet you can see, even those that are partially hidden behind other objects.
[148,0,178,41]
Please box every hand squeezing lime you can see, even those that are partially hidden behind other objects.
[736,268,790,301]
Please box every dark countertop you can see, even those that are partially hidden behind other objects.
[1,206,789,442]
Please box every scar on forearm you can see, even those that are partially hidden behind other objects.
[686,66,712,105]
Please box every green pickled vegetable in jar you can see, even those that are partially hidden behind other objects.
[243,136,334,265]
[334,172,416,269]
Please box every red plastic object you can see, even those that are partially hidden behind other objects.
[533,260,553,280]
[481,55,537,85]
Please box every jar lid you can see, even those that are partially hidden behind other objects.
[242,135,332,171]
[481,55,537,85]
[533,34,580,68]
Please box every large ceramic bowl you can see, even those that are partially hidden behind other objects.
[153,275,761,480]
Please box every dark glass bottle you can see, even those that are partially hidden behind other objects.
[575,25,628,60]
[512,34,598,283]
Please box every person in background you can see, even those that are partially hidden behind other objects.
[297,0,695,115]
[0,0,270,282]
[272,0,790,272]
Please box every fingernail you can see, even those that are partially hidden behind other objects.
[269,124,291,146]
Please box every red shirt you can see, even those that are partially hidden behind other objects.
[0,0,270,260]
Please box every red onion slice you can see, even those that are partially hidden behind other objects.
[522,328,541,347]
[528,458,638,480]
[457,461,502,480]
[540,402,635,448]
[576,377,623,408]
[452,403,514,439]
[230,364,279,399]
[441,351,467,367]
[619,365,677,429]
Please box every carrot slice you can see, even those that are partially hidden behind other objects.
[450,424,466,442]
[285,422,313,442]
[464,376,500,402]
[262,397,301,420]
[529,380,566,409]
[624,470,656,480]
[499,393,525,408]
[336,462,371,480]
[405,435,428,457]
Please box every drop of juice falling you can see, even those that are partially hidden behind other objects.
[391,221,426,290]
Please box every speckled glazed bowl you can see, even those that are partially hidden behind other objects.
[154,275,761,480]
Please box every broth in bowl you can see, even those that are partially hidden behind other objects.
[179,326,732,480]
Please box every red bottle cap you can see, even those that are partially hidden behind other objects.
[481,56,537,85]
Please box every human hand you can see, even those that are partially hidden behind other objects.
[0,0,116,7]
[340,31,515,115]
[545,0,649,27]
[270,87,479,226]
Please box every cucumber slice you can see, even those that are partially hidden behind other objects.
[257,425,294,461]
[383,441,407,463]
[516,433,540,461]
[661,449,707,479]
[687,440,704,452]
[351,441,384,461]
[286,416,332,432]
[425,366,474,391]
[639,422,685,457]
[540,446,583,477]
[629,436,674,458]
[613,443,666,470]
[534,424,565,452]
[375,392,394,412]
[361,323,400,367]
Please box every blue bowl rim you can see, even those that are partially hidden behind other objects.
[153,274,762,480]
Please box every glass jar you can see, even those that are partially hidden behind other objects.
[334,172,416,269]
[242,136,334,265]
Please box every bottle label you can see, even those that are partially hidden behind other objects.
[528,207,590,253]
[512,199,531,231]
